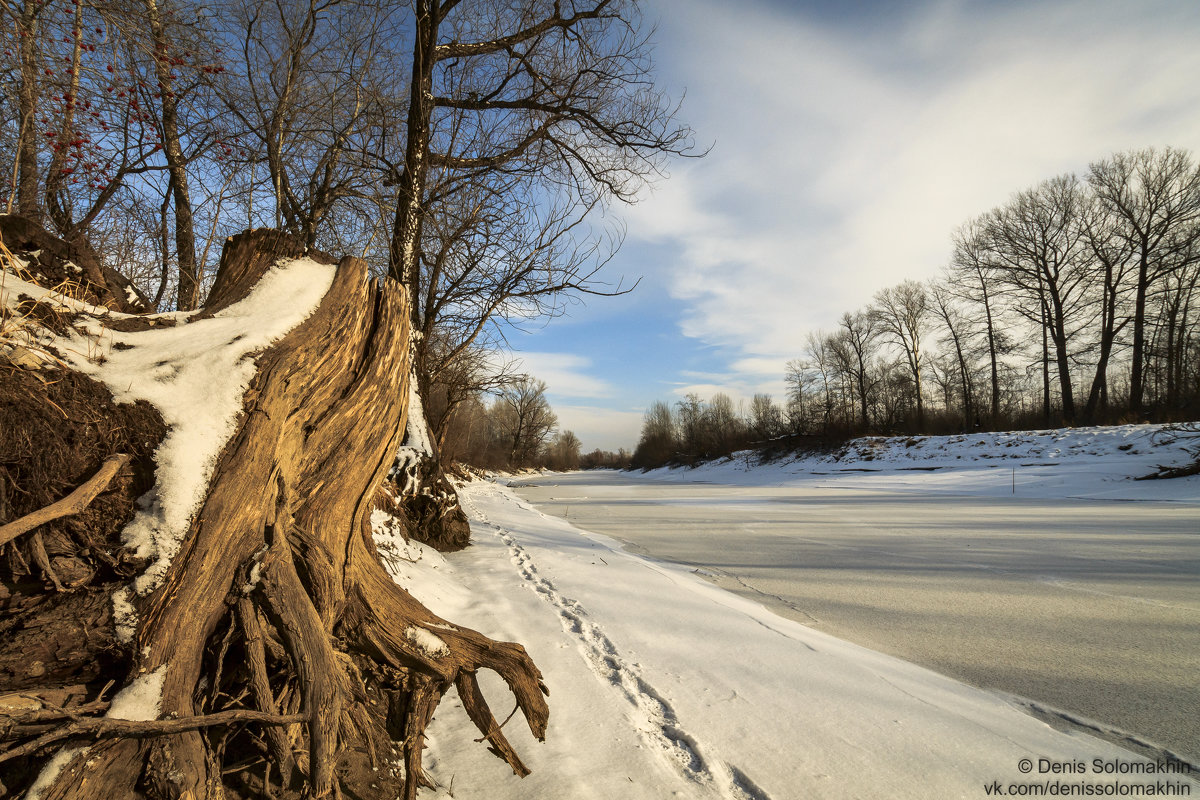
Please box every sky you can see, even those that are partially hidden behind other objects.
[505,0,1200,452]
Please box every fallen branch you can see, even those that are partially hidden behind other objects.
[0,453,130,548]
[0,708,306,765]
[1135,459,1200,481]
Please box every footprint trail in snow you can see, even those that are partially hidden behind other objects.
[460,486,773,800]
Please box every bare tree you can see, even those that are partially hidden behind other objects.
[136,0,212,309]
[422,334,521,451]
[1077,189,1137,419]
[411,168,620,394]
[929,278,977,426]
[951,218,1008,424]
[1,0,48,219]
[674,393,706,459]
[1150,235,1200,413]
[382,0,695,408]
[871,280,930,429]
[632,400,676,467]
[749,393,785,439]
[835,310,881,430]
[706,392,743,453]
[213,0,392,247]
[784,357,821,433]
[1088,147,1200,414]
[385,0,695,292]
[544,429,582,470]
[374,0,695,540]
[495,377,557,467]
[986,175,1093,424]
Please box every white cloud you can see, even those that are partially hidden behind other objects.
[512,352,613,398]
[628,0,1200,387]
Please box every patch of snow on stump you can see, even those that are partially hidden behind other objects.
[405,626,450,658]
[106,665,167,721]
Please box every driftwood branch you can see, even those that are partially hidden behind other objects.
[0,454,130,548]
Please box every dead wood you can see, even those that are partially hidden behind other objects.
[1136,459,1200,480]
[0,454,130,549]
[4,229,549,799]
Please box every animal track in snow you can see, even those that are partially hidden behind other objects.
[459,487,773,800]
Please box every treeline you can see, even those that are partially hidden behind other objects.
[632,393,788,468]
[634,147,1200,469]
[428,374,628,472]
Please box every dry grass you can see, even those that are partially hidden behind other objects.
[0,233,95,369]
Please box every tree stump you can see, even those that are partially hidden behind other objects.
[1,229,547,799]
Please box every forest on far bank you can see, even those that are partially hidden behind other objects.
[632,147,1200,470]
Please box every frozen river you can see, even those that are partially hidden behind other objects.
[509,468,1200,763]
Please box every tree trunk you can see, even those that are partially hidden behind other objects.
[1084,261,1121,422]
[0,214,148,312]
[14,0,42,221]
[1130,249,1150,414]
[383,0,471,552]
[1048,292,1076,425]
[388,0,438,298]
[44,0,85,236]
[1040,291,1051,426]
[3,230,547,799]
[983,286,1001,425]
[144,0,201,312]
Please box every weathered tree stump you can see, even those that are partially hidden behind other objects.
[1,229,547,799]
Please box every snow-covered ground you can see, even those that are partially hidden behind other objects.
[645,423,1200,502]
[384,427,1200,799]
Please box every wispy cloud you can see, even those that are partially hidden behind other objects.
[630,0,1200,390]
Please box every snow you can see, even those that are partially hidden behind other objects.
[66,258,336,597]
[368,434,1200,799]
[1,265,134,319]
[405,626,450,658]
[394,374,433,495]
[641,423,1200,502]
[105,665,166,721]
[403,376,433,456]
[24,746,86,800]
[110,587,139,643]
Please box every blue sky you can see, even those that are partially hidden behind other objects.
[507,0,1200,451]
